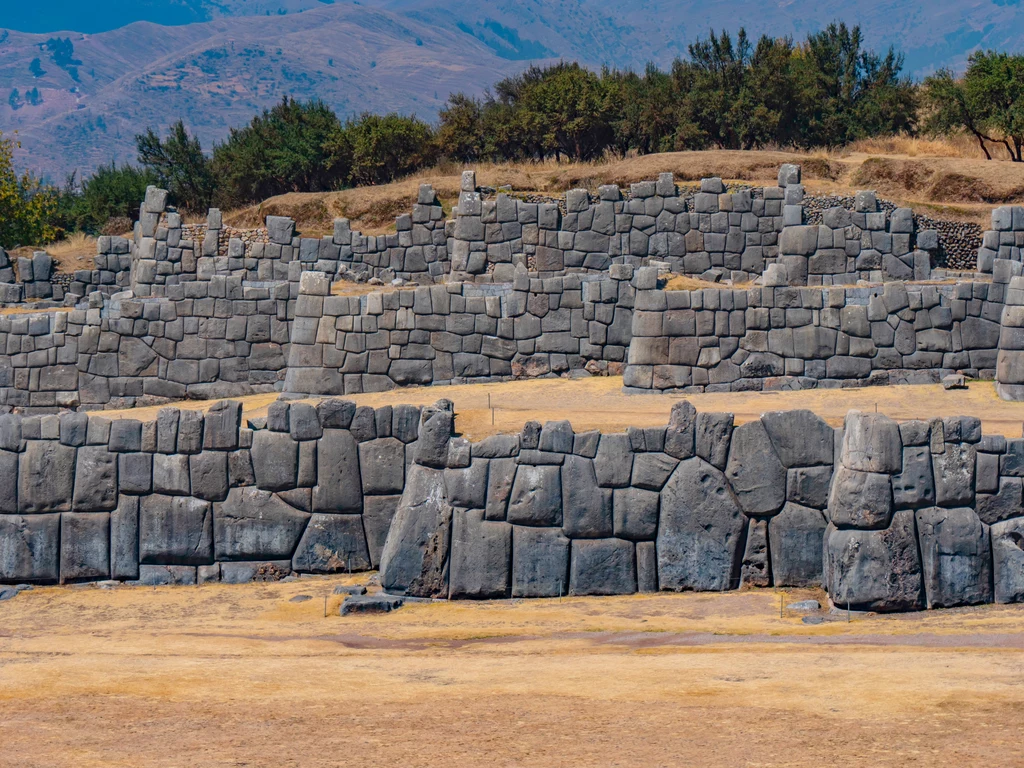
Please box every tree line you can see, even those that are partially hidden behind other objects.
[1,22,1023,247]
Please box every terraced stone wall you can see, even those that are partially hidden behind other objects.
[624,278,1005,393]
[0,398,423,585]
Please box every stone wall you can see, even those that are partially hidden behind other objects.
[623,277,1003,393]
[0,398,422,585]
[10,398,1019,614]
[282,267,637,396]
[0,278,291,410]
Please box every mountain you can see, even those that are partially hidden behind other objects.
[1,0,1023,182]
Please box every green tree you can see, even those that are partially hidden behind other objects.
[212,97,350,206]
[136,121,216,213]
[0,131,58,248]
[436,93,484,162]
[924,51,1024,161]
[345,113,436,186]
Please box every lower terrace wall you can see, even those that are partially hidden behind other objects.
[4,399,1022,614]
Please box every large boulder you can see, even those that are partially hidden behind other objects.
[561,455,612,538]
[19,440,75,513]
[841,411,903,474]
[449,510,511,599]
[362,495,401,568]
[250,430,298,491]
[828,466,893,529]
[891,446,935,510]
[72,446,118,512]
[0,514,59,582]
[916,507,992,609]
[725,421,786,516]
[769,502,827,587]
[657,457,746,591]
[313,429,362,513]
[511,526,570,598]
[139,495,214,565]
[60,513,110,583]
[379,465,452,597]
[214,487,310,561]
[292,513,371,573]
[991,517,1024,603]
[507,465,562,526]
[358,437,405,495]
[933,444,976,507]
[761,410,834,467]
[825,510,923,612]
[569,539,637,596]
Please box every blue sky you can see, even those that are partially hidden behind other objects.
[0,2,203,34]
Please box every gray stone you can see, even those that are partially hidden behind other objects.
[266,216,295,245]
[825,510,923,612]
[138,565,197,586]
[359,437,405,495]
[118,453,152,495]
[561,455,611,538]
[741,518,771,587]
[19,441,75,513]
[379,465,452,597]
[933,444,976,507]
[363,495,401,568]
[657,458,745,591]
[664,400,696,459]
[769,503,827,587]
[72,446,118,512]
[539,420,574,453]
[292,513,371,573]
[60,513,110,583]
[251,430,298,492]
[0,514,59,582]
[445,460,489,510]
[570,539,637,596]
[977,477,1024,525]
[841,411,902,474]
[153,453,190,496]
[786,466,833,509]
[725,421,786,516]
[594,434,633,487]
[630,452,678,491]
[214,487,310,561]
[761,410,834,467]
[637,541,658,592]
[139,495,213,565]
[991,517,1024,603]
[511,526,570,598]
[313,429,362,513]
[189,452,229,502]
[695,412,734,469]
[828,466,893,529]
[891,446,935,509]
[916,507,992,609]
[220,561,292,583]
[507,465,562,526]
[111,495,139,580]
[449,509,511,599]
[415,405,453,469]
[484,458,516,521]
[340,594,404,615]
[613,487,659,541]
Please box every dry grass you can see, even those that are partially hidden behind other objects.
[219,147,1024,236]
[2,578,1024,767]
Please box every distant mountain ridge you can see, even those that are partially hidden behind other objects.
[1,0,1023,181]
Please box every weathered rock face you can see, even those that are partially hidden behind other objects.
[139,495,214,566]
[0,514,59,582]
[570,539,637,596]
[916,507,992,609]
[657,458,746,592]
[825,511,924,612]
[449,510,511,599]
[379,465,452,597]
[991,518,1024,604]
[508,465,562,527]
[725,421,786,517]
[768,503,827,587]
[214,487,310,562]
[511,526,569,598]
[828,466,894,529]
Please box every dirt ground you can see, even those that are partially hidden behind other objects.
[105,378,1024,441]
[1,578,1023,767]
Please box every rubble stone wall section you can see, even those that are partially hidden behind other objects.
[624,278,1005,393]
[0,278,292,410]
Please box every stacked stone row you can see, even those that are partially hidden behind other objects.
[67,236,131,302]
[381,402,836,598]
[450,169,787,283]
[282,267,637,396]
[0,247,20,303]
[977,206,1024,275]
[0,279,291,410]
[771,190,938,286]
[0,399,421,586]
[625,276,1003,393]
[825,410,1024,610]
